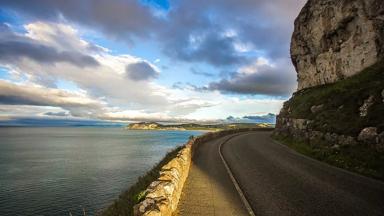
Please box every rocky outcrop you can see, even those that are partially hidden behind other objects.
[134,141,193,216]
[291,0,384,89]
[275,117,384,150]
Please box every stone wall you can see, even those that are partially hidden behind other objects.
[291,0,384,89]
[134,140,193,216]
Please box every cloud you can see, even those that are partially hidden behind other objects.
[0,80,105,118]
[0,0,158,41]
[226,113,276,124]
[163,31,248,66]
[0,23,99,67]
[44,111,70,117]
[126,61,159,81]
[157,0,306,67]
[190,68,215,77]
[208,58,297,96]
[0,116,124,127]
[0,22,224,121]
[0,22,172,110]
[0,0,306,68]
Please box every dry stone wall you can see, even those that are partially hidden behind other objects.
[134,140,193,216]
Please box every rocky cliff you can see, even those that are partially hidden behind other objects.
[291,0,384,89]
[275,0,384,179]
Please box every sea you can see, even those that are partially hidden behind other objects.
[0,127,202,216]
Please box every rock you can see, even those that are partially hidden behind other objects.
[358,127,378,144]
[292,119,308,130]
[381,89,384,102]
[324,132,339,145]
[359,95,375,117]
[291,0,384,90]
[310,104,324,114]
[338,135,357,146]
[309,131,324,140]
[376,132,384,152]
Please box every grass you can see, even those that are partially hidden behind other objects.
[280,60,384,136]
[99,145,184,216]
[273,135,384,181]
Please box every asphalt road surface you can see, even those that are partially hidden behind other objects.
[177,135,249,215]
[221,131,384,216]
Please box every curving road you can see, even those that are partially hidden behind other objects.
[221,131,384,216]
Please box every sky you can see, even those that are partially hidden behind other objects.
[0,0,306,125]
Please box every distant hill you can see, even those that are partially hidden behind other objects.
[226,113,276,124]
[126,122,272,131]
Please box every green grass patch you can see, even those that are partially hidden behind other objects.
[281,60,384,136]
[273,135,384,181]
[99,145,184,216]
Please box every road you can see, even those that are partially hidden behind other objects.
[221,131,384,216]
[176,134,249,215]
[177,131,384,216]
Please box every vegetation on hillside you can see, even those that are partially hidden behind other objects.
[280,60,384,136]
[273,135,384,181]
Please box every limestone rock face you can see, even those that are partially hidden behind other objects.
[291,0,384,89]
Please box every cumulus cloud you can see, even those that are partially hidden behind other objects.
[0,0,306,67]
[226,113,276,124]
[0,23,99,67]
[208,58,297,96]
[163,31,248,66]
[0,0,158,41]
[0,22,172,110]
[126,61,159,81]
[0,80,106,118]
[158,0,306,67]
[0,22,227,121]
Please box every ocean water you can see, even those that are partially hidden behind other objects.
[0,127,202,216]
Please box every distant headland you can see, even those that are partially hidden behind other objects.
[126,122,273,131]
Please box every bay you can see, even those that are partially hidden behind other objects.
[0,127,202,216]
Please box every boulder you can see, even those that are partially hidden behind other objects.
[359,95,375,117]
[376,132,384,152]
[381,89,384,102]
[324,132,339,145]
[310,104,324,114]
[338,135,357,146]
[358,127,378,144]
